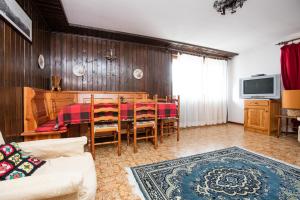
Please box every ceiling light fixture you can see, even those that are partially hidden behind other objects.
[213,0,247,15]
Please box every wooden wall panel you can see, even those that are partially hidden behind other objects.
[0,0,51,142]
[34,0,237,59]
[50,32,173,97]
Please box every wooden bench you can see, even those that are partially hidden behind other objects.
[22,87,76,141]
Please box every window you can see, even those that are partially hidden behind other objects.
[172,54,228,127]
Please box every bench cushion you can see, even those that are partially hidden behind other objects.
[35,120,67,132]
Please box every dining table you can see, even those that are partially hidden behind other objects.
[56,102,177,129]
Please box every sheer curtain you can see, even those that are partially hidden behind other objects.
[172,54,228,127]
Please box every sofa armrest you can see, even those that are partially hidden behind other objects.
[0,172,83,200]
[18,136,87,160]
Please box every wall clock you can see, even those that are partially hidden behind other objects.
[133,68,143,79]
[73,64,86,77]
[38,54,45,69]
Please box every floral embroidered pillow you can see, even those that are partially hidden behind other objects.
[0,142,46,181]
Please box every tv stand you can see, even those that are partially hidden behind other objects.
[244,99,281,135]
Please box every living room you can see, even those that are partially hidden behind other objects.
[0,0,299,199]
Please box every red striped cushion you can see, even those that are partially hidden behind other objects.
[35,120,67,132]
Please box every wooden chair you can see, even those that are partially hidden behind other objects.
[90,94,121,158]
[122,95,148,146]
[159,95,180,143]
[132,97,158,153]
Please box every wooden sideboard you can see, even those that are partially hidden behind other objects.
[244,99,281,135]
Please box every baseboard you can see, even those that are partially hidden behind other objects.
[180,122,238,130]
[227,121,244,126]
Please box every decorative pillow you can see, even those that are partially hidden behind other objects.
[0,142,46,181]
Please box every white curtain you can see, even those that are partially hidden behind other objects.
[172,54,228,128]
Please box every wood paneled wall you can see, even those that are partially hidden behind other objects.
[0,0,51,141]
[0,1,172,141]
[51,33,172,97]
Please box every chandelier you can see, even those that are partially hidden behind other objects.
[213,0,247,15]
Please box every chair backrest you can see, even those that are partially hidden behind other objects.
[90,94,121,123]
[134,97,157,122]
[31,92,50,127]
[157,96,168,103]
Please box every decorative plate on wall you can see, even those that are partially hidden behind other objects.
[133,68,143,79]
[73,65,86,77]
[38,54,45,69]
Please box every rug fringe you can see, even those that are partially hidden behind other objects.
[125,167,146,200]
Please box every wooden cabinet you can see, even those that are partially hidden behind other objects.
[244,100,281,135]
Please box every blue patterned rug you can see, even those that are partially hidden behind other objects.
[130,147,300,200]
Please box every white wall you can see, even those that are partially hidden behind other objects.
[228,44,281,123]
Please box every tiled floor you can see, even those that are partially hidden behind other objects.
[95,123,300,200]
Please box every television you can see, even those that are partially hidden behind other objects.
[239,74,281,99]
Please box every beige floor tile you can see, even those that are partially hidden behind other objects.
[95,124,300,199]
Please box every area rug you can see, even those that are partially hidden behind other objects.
[130,147,300,200]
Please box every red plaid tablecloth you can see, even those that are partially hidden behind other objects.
[57,103,91,127]
[57,102,177,127]
[157,103,177,119]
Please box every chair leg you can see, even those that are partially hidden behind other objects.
[154,127,158,149]
[134,128,137,153]
[146,128,149,142]
[91,139,95,160]
[113,132,117,147]
[160,122,164,143]
[277,117,281,138]
[88,137,91,154]
[127,124,130,146]
[177,120,180,142]
[172,122,175,134]
[90,128,95,159]
[117,131,121,156]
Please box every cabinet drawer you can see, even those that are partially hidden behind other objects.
[245,100,269,107]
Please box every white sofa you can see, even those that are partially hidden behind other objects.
[0,132,97,200]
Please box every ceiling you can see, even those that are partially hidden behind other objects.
[61,0,300,53]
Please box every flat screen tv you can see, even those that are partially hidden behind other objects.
[239,74,281,99]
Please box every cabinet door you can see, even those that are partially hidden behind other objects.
[245,107,269,131]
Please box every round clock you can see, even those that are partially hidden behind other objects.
[72,64,86,77]
[133,68,143,79]
[38,54,45,69]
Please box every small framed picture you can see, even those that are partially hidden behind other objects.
[0,0,32,41]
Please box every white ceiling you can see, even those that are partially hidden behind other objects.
[61,0,300,53]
